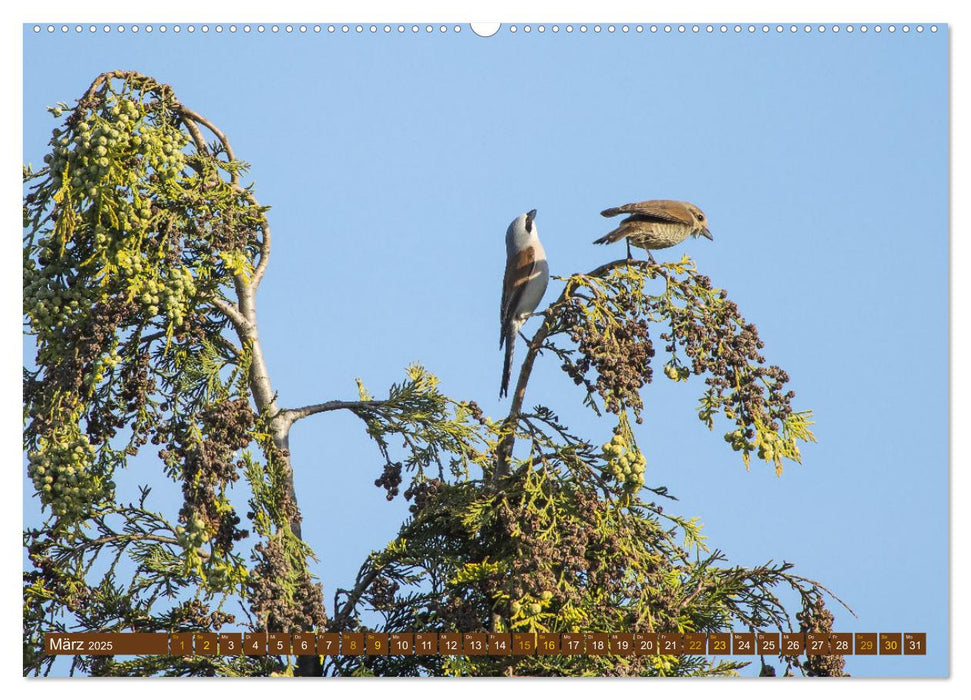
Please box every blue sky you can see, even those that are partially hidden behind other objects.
[22,23,948,677]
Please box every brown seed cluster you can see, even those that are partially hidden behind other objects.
[429,594,486,633]
[24,295,140,450]
[661,273,796,433]
[249,536,327,633]
[404,477,443,515]
[559,297,655,419]
[188,398,253,550]
[374,461,403,501]
[549,266,799,444]
[25,540,92,614]
[156,398,253,554]
[366,574,401,613]
[464,400,486,424]
[492,496,563,607]
[162,599,236,631]
[116,348,153,420]
[795,594,847,677]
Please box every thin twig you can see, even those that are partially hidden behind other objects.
[332,566,384,630]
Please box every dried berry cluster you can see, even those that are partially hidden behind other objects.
[559,297,656,419]
[24,292,140,460]
[796,595,847,677]
[25,540,92,614]
[404,477,443,515]
[365,574,401,613]
[374,461,403,501]
[117,348,154,421]
[428,594,484,633]
[155,399,254,555]
[161,599,236,631]
[661,273,797,439]
[249,537,327,633]
[179,398,254,552]
[492,496,563,608]
[463,400,486,424]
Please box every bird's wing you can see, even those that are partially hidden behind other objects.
[600,200,694,225]
[500,245,537,335]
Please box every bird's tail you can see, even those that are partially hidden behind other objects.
[500,328,516,399]
[593,225,625,245]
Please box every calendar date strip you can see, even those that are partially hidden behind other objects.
[44,631,926,657]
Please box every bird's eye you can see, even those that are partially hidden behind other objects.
[697,213,704,221]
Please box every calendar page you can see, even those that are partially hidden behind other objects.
[21,17,948,679]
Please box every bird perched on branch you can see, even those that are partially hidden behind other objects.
[594,199,712,261]
[499,209,549,399]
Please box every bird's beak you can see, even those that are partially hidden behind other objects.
[526,209,537,227]
[701,227,713,240]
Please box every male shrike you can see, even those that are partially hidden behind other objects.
[499,209,549,398]
[594,199,712,261]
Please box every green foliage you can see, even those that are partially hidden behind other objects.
[355,364,494,500]
[327,259,840,678]
[22,72,316,676]
[328,421,840,676]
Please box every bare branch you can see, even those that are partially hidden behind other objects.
[280,399,386,430]
[81,70,171,104]
[209,297,251,335]
[251,221,272,291]
[180,114,210,154]
[234,275,255,324]
[176,104,238,183]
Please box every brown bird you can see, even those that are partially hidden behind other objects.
[594,199,712,261]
